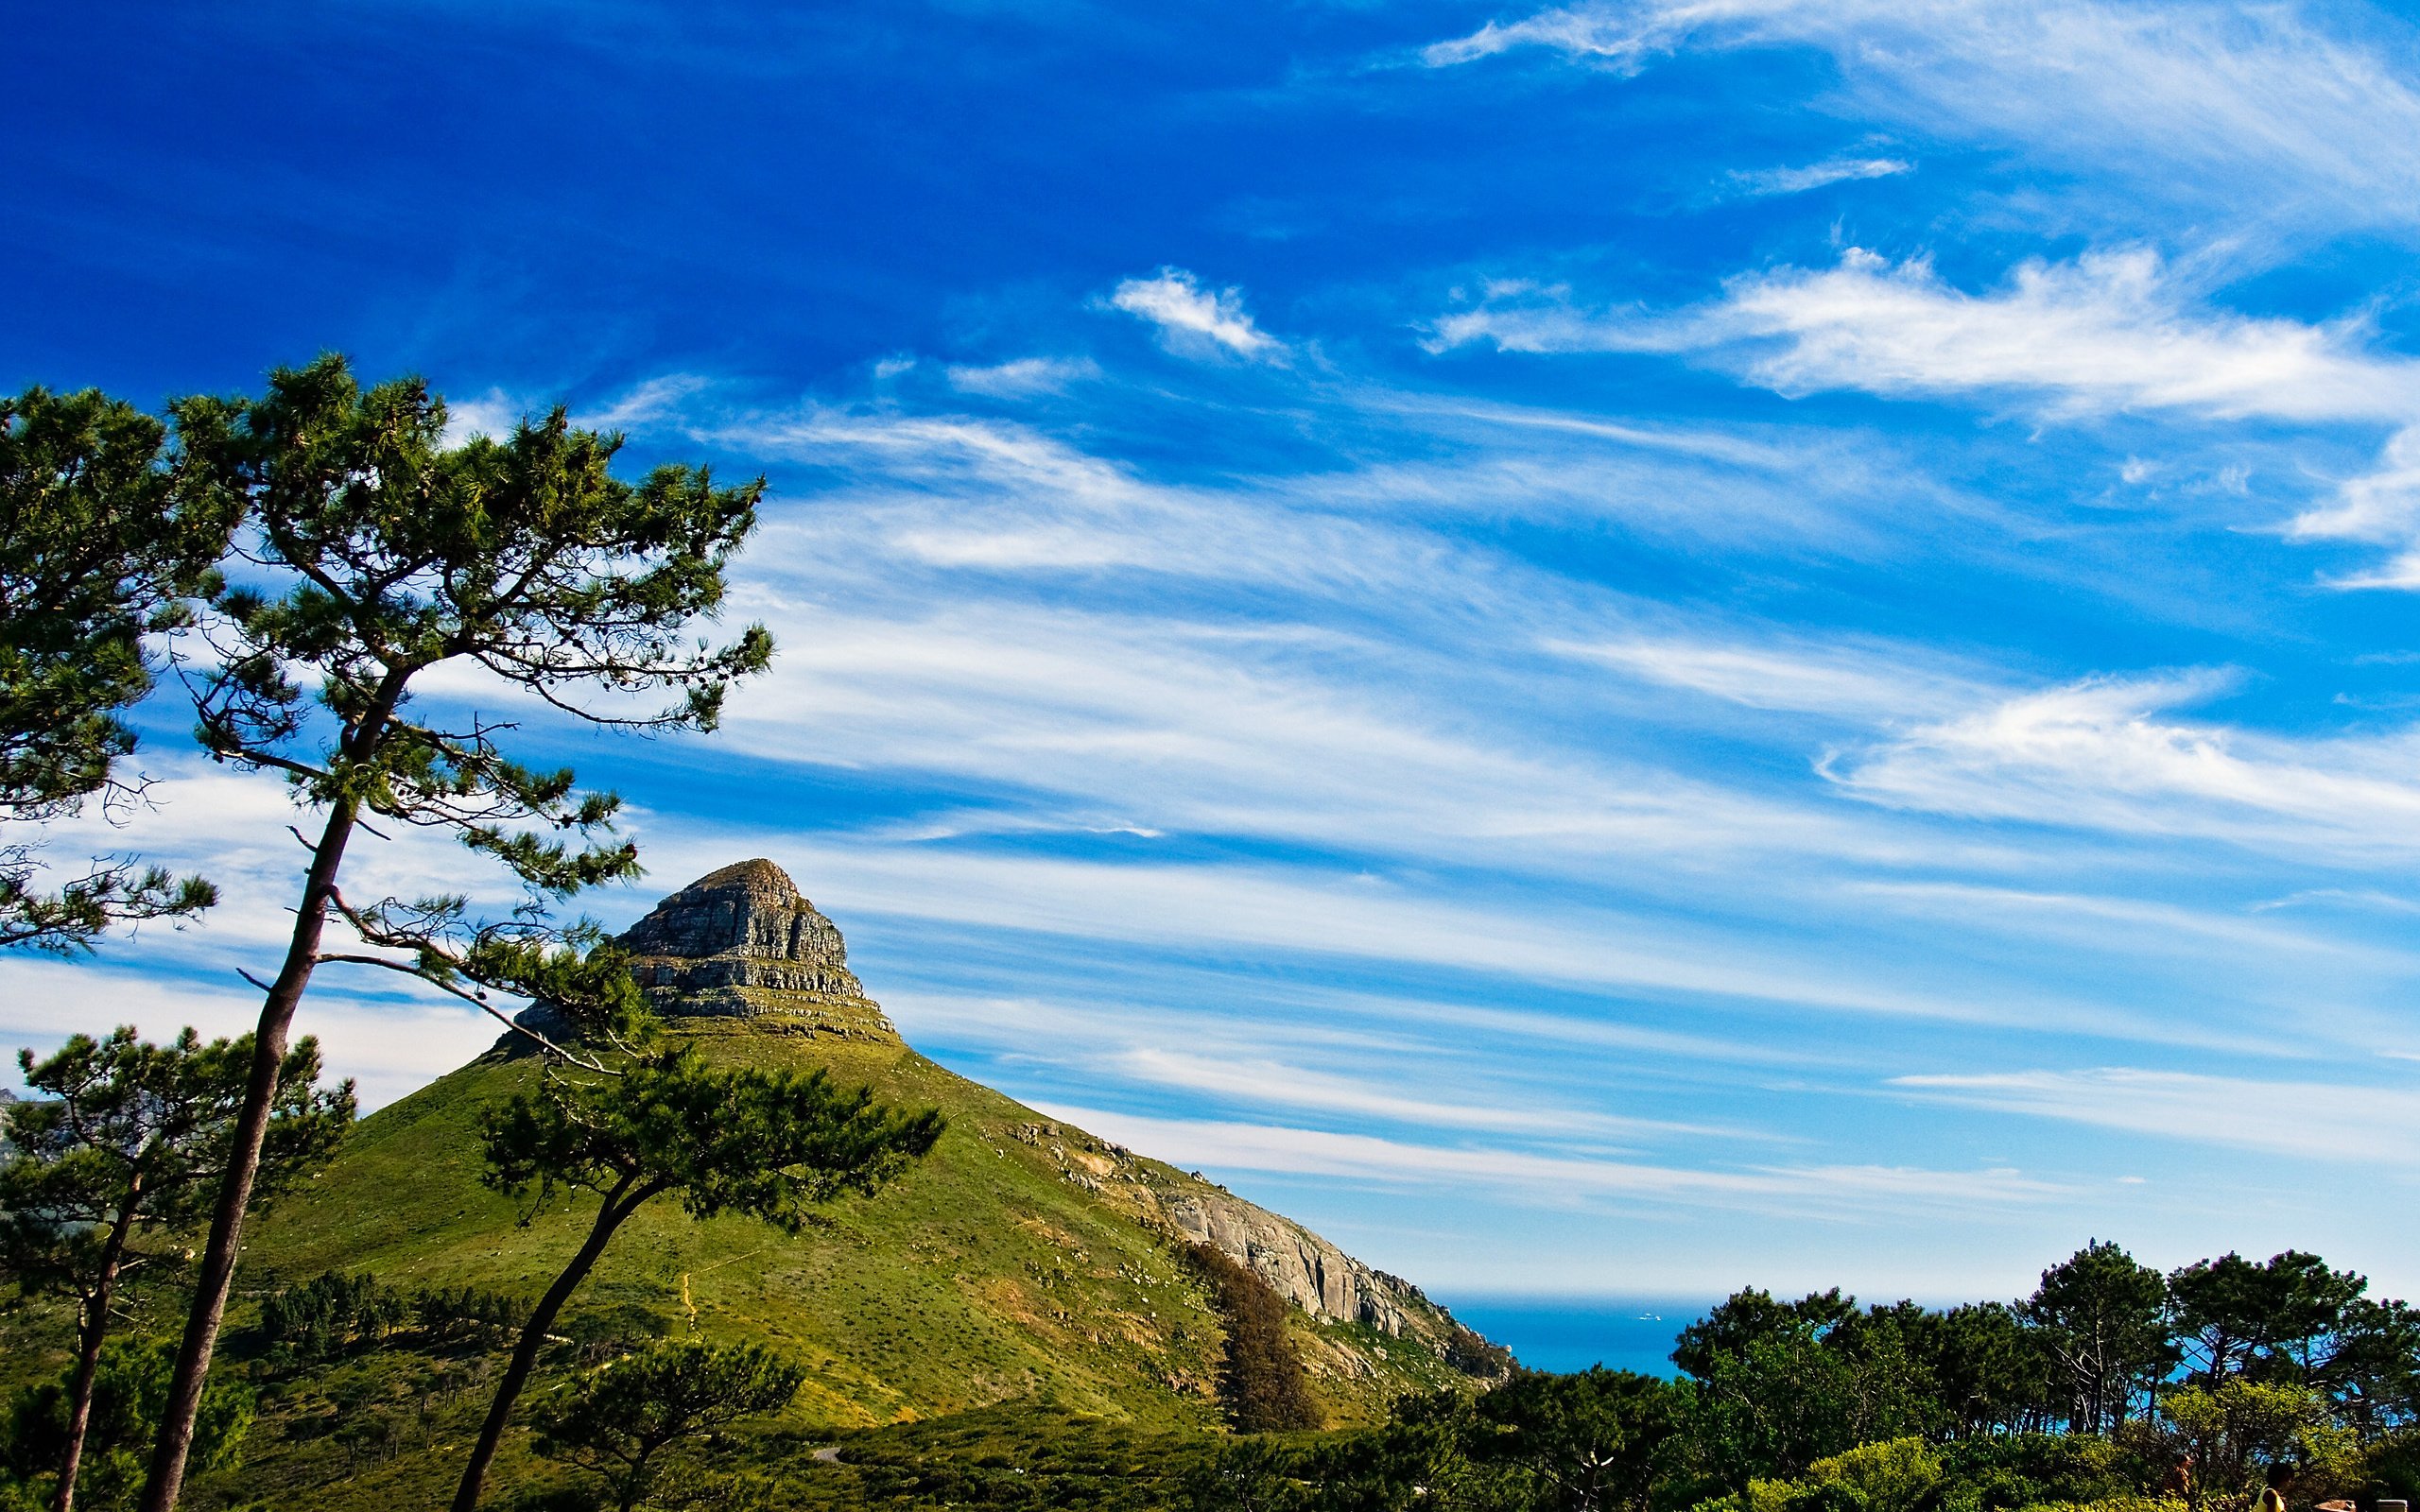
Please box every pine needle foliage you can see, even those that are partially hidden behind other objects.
[452,1047,942,1510]
[138,354,773,1512]
[1,1027,349,1512]
[0,387,233,952]
[532,1340,807,1511]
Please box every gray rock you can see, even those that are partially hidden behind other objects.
[614,859,889,1028]
[1164,1189,1417,1336]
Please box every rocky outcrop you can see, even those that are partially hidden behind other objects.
[614,859,892,1032]
[615,860,1499,1378]
[1164,1190,1418,1336]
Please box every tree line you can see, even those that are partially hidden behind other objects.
[1197,1240,2420,1512]
[0,362,945,1511]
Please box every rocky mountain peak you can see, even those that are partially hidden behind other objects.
[614,859,890,1033]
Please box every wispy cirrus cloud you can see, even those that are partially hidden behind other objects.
[1419,0,2420,239]
[1723,156,1911,198]
[1825,670,2420,857]
[1891,1067,2420,1164]
[1106,267,1285,360]
[1037,1104,2063,1217]
[1436,249,2420,423]
[944,355,1100,397]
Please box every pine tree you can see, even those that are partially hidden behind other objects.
[0,386,230,952]
[0,1026,351,1511]
[453,1045,941,1510]
[136,355,772,1512]
[532,1340,807,1511]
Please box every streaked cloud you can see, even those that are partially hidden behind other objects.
[1826,671,2420,858]
[1419,0,2420,237]
[1891,1067,2420,1163]
[1725,156,1912,198]
[1437,249,2420,423]
[944,355,1100,397]
[1037,1104,2064,1216]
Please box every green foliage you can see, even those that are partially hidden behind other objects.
[0,1339,251,1510]
[2023,1242,2172,1435]
[134,352,779,1509]
[532,1341,805,1510]
[253,1271,527,1368]
[2158,1380,2361,1506]
[1184,1243,1321,1434]
[2,1028,353,1281]
[0,385,230,951]
[2,1026,353,1318]
[457,1043,942,1509]
[1669,1295,1939,1494]
[177,353,771,898]
[481,1045,943,1228]
[1,1026,349,1508]
[1934,1433,2138,1512]
[1196,1366,1679,1512]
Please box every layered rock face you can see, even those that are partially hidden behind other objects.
[615,859,892,1033]
[1166,1190,1418,1336]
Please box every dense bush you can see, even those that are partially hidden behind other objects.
[0,1338,252,1511]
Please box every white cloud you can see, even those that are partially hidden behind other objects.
[1827,670,2420,857]
[1107,268,1285,360]
[1438,249,2420,423]
[1109,1045,1737,1143]
[2289,426,2420,589]
[1550,634,1986,719]
[1419,0,2420,239]
[1725,156,1912,197]
[1892,1067,2420,1164]
[1036,1103,2061,1216]
[1420,1,1700,70]
[944,355,1099,397]
[440,388,521,446]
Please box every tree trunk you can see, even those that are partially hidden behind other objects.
[55,1188,139,1512]
[453,1180,653,1512]
[138,794,359,1512]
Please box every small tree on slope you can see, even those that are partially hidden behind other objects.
[137,355,772,1512]
[0,1027,352,1512]
[532,1340,807,1511]
[452,1045,942,1511]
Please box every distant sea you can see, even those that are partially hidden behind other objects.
[1440,1297,1716,1378]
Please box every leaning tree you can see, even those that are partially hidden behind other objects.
[136,355,773,1512]
[453,1044,942,1509]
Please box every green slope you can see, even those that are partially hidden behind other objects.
[251,1013,1475,1427]
[8,864,1497,1508]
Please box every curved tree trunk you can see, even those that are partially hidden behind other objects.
[138,794,358,1512]
[453,1179,654,1512]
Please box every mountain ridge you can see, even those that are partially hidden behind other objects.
[224,859,1501,1503]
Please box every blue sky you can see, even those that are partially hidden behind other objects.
[9,0,2420,1306]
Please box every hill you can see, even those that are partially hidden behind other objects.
[211,861,1502,1503]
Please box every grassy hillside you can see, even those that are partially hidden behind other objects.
[5,866,1494,1508]
[191,1008,1476,1506]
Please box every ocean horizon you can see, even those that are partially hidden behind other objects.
[1441,1297,1716,1379]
